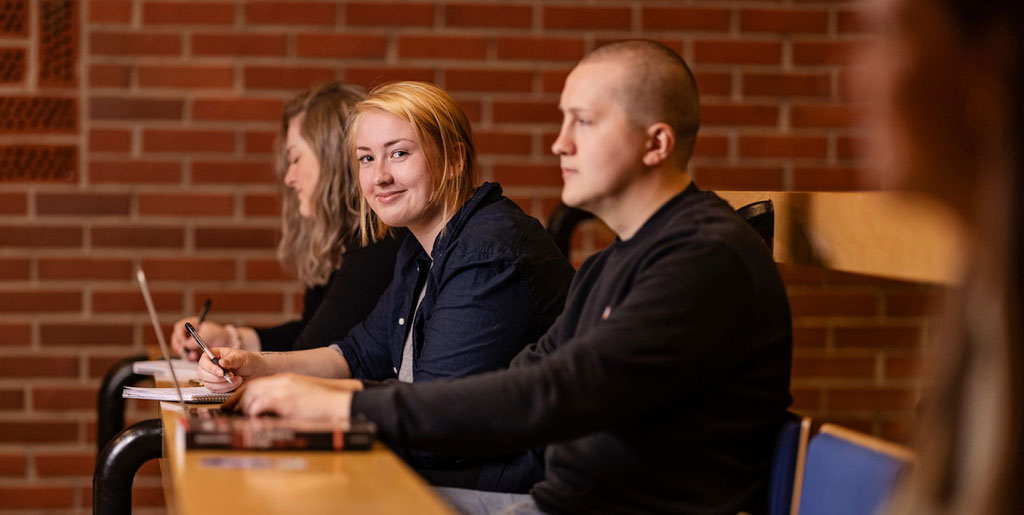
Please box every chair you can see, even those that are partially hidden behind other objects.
[767,412,812,515]
[92,418,163,515]
[95,353,151,455]
[794,423,914,515]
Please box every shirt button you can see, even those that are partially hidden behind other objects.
[393,367,398,373]
[398,318,405,326]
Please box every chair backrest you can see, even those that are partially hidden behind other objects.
[736,199,774,256]
[767,412,812,515]
[795,424,914,515]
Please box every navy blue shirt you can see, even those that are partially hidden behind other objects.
[333,182,574,384]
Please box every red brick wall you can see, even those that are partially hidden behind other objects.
[0,0,937,512]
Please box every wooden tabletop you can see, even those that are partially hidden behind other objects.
[159,403,453,514]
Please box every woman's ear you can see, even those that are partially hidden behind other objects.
[642,122,675,167]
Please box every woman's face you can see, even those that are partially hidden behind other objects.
[860,0,974,200]
[355,110,443,237]
[283,113,321,219]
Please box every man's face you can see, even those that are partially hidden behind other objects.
[552,61,650,215]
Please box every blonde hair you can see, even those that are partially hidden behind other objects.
[346,81,478,244]
[276,81,366,287]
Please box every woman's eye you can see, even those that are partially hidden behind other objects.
[391,150,408,159]
[357,155,373,164]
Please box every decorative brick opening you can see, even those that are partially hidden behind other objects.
[0,97,77,132]
[0,145,77,182]
[39,0,77,86]
[0,48,25,83]
[0,0,27,37]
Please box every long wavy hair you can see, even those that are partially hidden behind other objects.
[276,82,366,286]
[345,81,478,244]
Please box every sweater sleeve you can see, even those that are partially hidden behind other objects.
[351,239,759,455]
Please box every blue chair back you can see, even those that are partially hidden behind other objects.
[796,424,914,515]
[767,413,811,515]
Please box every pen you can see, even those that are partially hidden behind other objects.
[196,298,212,326]
[184,322,232,383]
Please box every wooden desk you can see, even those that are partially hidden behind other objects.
[159,404,453,514]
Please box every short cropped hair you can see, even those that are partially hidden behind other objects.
[347,81,478,244]
[581,40,701,167]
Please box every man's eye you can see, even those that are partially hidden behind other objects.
[574,118,590,126]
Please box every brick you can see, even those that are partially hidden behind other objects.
[246,131,277,154]
[245,65,334,90]
[138,192,234,216]
[838,9,867,34]
[195,227,278,249]
[492,100,560,124]
[885,356,921,379]
[793,325,827,348]
[445,69,532,93]
[693,40,782,65]
[0,388,22,409]
[0,485,74,508]
[793,41,860,66]
[475,131,532,156]
[144,129,235,153]
[40,323,133,346]
[793,356,875,379]
[0,225,81,247]
[445,4,531,29]
[91,225,185,248]
[0,356,78,377]
[35,452,94,476]
[193,160,276,184]
[0,291,80,312]
[90,31,181,56]
[701,103,778,127]
[91,0,131,23]
[834,325,923,349]
[693,71,731,97]
[0,192,27,214]
[458,100,482,122]
[90,97,182,120]
[346,66,435,88]
[641,7,730,31]
[493,164,561,187]
[244,193,281,216]
[89,64,130,87]
[346,2,433,27]
[791,103,856,128]
[33,386,96,410]
[132,485,167,507]
[778,263,828,285]
[828,388,917,411]
[192,291,283,313]
[543,6,630,30]
[743,72,832,98]
[692,134,728,158]
[739,135,827,159]
[90,159,182,183]
[0,453,25,476]
[93,290,181,313]
[0,257,29,279]
[792,166,867,191]
[143,2,235,25]
[88,355,128,378]
[496,37,583,62]
[296,34,388,59]
[398,35,486,60]
[192,98,282,122]
[788,291,879,316]
[138,65,233,88]
[740,9,828,33]
[246,259,292,281]
[192,33,287,56]
[885,291,940,316]
[791,387,821,411]
[693,165,784,191]
[837,136,866,160]
[246,1,335,25]
[541,69,570,93]
[38,258,132,280]
[89,128,131,152]
[140,258,236,281]
[37,192,131,215]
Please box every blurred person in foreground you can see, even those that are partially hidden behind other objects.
[860,0,1024,513]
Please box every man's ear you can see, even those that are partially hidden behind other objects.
[643,122,675,167]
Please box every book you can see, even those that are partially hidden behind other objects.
[180,408,376,451]
[122,386,230,404]
[132,359,199,380]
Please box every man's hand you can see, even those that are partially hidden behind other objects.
[233,373,362,420]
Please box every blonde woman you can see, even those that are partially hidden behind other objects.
[171,82,403,357]
[199,82,574,492]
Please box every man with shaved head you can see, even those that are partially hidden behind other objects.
[234,40,793,514]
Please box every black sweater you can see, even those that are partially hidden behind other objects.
[352,184,793,514]
[255,233,403,352]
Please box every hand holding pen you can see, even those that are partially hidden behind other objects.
[185,322,233,383]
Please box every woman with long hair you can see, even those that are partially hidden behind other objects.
[171,81,403,356]
[198,81,574,492]
[861,0,1023,512]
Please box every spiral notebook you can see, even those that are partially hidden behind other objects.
[123,386,230,404]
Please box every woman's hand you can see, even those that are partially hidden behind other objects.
[233,373,362,420]
[197,348,265,392]
[170,318,230,361]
